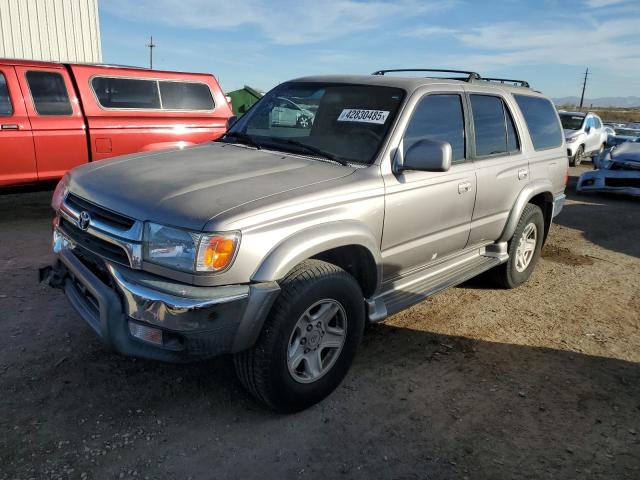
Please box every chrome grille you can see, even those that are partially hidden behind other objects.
[66,193,135,230]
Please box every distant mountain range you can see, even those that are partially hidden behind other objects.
[553,96,640,108]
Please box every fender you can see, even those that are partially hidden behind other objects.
[499,179,553,242]
[251,220,383,289]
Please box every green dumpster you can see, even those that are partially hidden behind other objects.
[227,85,264,117]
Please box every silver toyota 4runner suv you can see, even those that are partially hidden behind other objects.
[45,69,568,412]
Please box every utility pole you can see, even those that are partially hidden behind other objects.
[579,68,589,110]
[146,36,156,69]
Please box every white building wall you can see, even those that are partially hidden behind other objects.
[0,0,102,63]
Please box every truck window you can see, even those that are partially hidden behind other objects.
[159,81,214,110]
[513,95,563,151]
[0,73,12,116]
[470,94,518,157]
[26,71,73,116]
[403,94,466,162]
[91,77,161,109]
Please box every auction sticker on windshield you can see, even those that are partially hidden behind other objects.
[338,109,389,124]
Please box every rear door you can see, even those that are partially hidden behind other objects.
[465,90,529,245]
[15,65,88,181]
[0,65,37,186]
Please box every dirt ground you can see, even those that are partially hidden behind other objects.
[1,166,639,480]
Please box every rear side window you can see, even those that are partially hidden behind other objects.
[159,81,214,110]
[470,94,519,157]
[92,77,161,109]
[403,94,466,162]
[514,95,563,150]
[0,73,12,116]
[91,76,215,111]
[26,71,73,115]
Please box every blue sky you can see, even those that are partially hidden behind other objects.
[99,0,640,99]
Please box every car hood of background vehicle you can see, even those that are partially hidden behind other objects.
[564,129,583,138]
[68,142,355,231]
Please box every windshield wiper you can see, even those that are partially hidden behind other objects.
[222,132,262,150]
[266,137,349,166]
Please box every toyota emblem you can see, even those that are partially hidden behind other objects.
[78,211,91,231]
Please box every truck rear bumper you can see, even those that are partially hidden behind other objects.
[45,229,279,362]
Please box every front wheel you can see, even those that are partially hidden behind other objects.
[234,260,365,412]
[570,145,584,167]
[492,203,544,289]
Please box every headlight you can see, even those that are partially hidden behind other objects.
[51,173,70,211]
[143,223,240,273]
[566,136,578,143]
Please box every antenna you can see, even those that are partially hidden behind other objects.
[579,68,589,110]
[146,36,156,69]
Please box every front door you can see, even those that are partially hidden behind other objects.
[381,91,476,283]
[0,66,37,186]
[15,66,88,181]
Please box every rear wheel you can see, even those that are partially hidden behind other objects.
[296,115,311,128]
[234,260,364,412]
[492,204,544,289]
[570,145,584,166]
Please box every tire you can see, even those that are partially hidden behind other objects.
[234,259,365,412]
[570,145,584,167]
[296,115,311,128]
[492,204,544,289]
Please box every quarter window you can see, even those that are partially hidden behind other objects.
[0,73,12,116]
[403,94,466,162]
[159,81,214,110]
[91,77,215,111]
[470,94,519,157]
[26,71,73,116]
[513,95,563,150]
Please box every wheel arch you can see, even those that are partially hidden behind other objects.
[251,221,382,297]
[499,180,554,244]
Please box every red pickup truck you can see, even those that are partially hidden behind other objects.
[0,59,233,187]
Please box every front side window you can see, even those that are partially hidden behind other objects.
[403,94,466,162]
[516,95,564,150]
[227,82,405,164]
[26,71,73,115]
[0,72,12,116]
[92,77,161,109]
[593,117,602,129]
[470,94,519,157]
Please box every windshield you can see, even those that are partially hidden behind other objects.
[559,114,585,131]
[225,82,405,164]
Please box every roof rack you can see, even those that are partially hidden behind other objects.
[482,77,530,88]
[372,69,481,82]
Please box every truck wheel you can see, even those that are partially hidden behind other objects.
[492,204,544,289]
[570,145,584,167]
[234,259,364,412]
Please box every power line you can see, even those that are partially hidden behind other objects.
[579,68,589,109]
[146,36,156,69]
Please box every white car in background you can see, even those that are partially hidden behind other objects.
[270,97,315,128]
[559,111,608,166]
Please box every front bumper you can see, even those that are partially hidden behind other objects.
[577,170,640,197]
[46,228,280,362]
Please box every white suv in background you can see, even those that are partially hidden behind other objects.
[559,111,608,166]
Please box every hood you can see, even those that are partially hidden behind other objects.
[69,142,355,231]
[564,129,583,139]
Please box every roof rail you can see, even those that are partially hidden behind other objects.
[372,69,481,82]
[481,77,530,88]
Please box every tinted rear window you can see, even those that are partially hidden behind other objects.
[91,77,214,111]
[471,95,518,156]
[26,71,73,115]
[514,95,563,150]
[0,73,12,116]
[159,81,214,110]
[92,77,161,109]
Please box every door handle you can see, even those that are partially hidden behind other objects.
[458,181,472,194]
[1,124,19,130]
[518,168,529,180]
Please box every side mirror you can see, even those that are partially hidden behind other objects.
[399,138,452,173]
[585,126,592,134]
[226,115,238,130]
